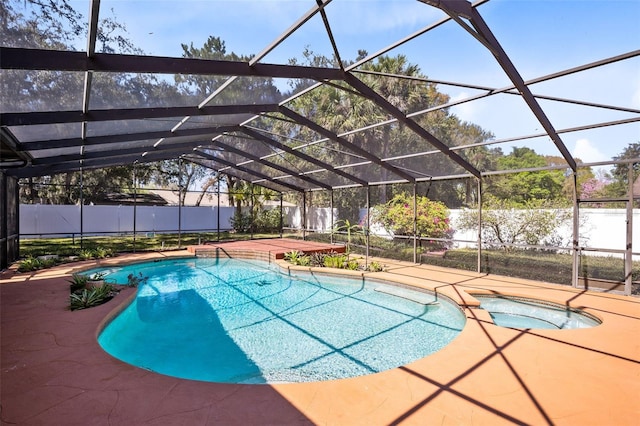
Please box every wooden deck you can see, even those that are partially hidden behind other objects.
[187,238,345,260]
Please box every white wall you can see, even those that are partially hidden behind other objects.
[19,205,640,258]
[283,206,337,231]
[19,204,236,237]
[359,208,639,258]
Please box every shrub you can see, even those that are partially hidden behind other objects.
[324,254,348,269]
[230,212,253,233]
[93,247,112,259]
[70,283,116,310]
[309,251,329,267]
[68,274,90,293]
[456,198,574,251]
[367,261,385,272]
[345,259,360,270]
[283,250,311,266]
[254,208,282,233]
[371,193,451,249]
[17,256,42,272]
[78,249,95,260]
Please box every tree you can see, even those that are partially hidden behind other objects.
[270,50,496,214]
[5,0,175,203]
[487,147,566,205]
[456,197,573,251]
[228,181,278,232]
[600,142,640,198]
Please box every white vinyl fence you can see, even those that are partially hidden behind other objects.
[20,204,236,237]
[19,205,639,259]
[19,204,335,237]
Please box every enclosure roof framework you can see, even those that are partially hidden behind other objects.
[1,0,639,190]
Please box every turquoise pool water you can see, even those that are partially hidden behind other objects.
[94,258,465,384]
[474,295,600,329]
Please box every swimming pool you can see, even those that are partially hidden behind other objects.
[474,295,601,329]
[94,257,465,383]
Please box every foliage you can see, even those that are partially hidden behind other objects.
[598,142,640,198]
[367,261,385,272]
[17,256,43,272]
[487,147,567,205]
[231,208,282,233]
[283,250,361,270]
[272,51,496,210]
[18,232,250,259]
[255,209,283,233]
[580,177,607,199]
[309,251,329,267]
[76,246,113,261]
[334,219,363,256]
[230,212,254,233]
[68,274,90,293]
[456,198,574,250]
[611,142,640,186]
[371,193,451,245]
[69,284,117,310]
[323,254,349,269]
[422,248,639,292]
[283,250,311,266]
[5,0,169,205]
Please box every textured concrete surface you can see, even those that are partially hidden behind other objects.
[2,240,639,425]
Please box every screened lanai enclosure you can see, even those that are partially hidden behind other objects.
[1,0,639,294]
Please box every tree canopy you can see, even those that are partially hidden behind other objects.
[9,0,633,213]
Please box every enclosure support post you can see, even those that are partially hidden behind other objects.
[279,192,283,238]
[216,177,220,242]
[250,185,254,241]
[302,191,307,240]
[571,171,579,288]
[625,163,634,296]
[80,167,84,250]
[330,190,334,245]
[178,158,183,249]
[133,165,137,253]
[366,185,370,267]
[477,178,482,274]
[413,182,418,264]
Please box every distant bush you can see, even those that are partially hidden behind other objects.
[231,209,283,233]
[421,248,639,287]
[371,193,451,250]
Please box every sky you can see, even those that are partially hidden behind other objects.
[65,0,640,168]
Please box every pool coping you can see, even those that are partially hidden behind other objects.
[2,241,639,425]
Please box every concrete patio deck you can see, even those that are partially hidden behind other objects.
[2,239,639,425]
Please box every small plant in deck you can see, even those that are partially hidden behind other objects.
[334,219,362,259]
[68,274,90,293]
[17,256,43,272]
[323,253,348,269]
[366,261,385,272]
[309,251,330,267]
[283,250,311,266]
[69,283,117,310]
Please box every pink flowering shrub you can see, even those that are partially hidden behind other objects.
[580,178,606,199]
[372,193,451,241]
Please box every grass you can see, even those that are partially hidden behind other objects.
[18,232,639,295]
[19,232,281,259]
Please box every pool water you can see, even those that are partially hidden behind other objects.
[95,257,465,383]
[474,295,600,329]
